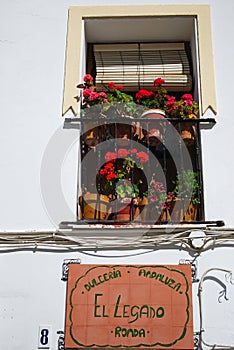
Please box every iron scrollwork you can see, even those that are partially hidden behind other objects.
[61,258,81,281]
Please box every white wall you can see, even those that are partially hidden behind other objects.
[1,0,234,230]
[1,0,234,349]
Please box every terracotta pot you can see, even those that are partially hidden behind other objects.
[82,122,105,149]
[109,122,136,146]
[138,198,170,223]
[141,109,166,146]
[169,198,198,221]
[109,198,139,222]
[79,193,110,220]
[175,115,198,147]
[178,121,196,147]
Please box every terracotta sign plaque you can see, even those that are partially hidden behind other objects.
[64,264,193,349]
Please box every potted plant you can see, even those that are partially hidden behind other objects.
[97,148,149,222]
[170,94,199,146]
[135,79,199,147]
[135,78,170,146]
[139,179,171,223]
[78,192,111,221]
[77,74,201,223]
[78,75,145,119]
[77,74,200,146]
[135,78,171,111]
[77,74,199,120]
[77,74,107,149]
[78,75,146,148]
[170,169,200,221]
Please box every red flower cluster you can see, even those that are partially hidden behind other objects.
[104,149,148,164]
[166,95,176,113]
[79,73,199,119]
[98,148,149,197]
[169,93,198,118]
[107,82,124,91]
[83,88,107,103]
[104,152,117,162]
[135,89,154,100]
[83,74,93,83]
[108,81,115,90]
[135,151,149,163]
[154,78,165,87]
[99,162,117,181]
[181,94,193,106]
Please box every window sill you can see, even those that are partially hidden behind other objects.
[59,220,224,235]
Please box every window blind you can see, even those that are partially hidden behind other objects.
[93,43,192,92]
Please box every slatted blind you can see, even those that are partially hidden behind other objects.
[93,43,192,92]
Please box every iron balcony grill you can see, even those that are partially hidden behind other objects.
[71,116,216,225]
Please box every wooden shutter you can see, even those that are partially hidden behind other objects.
[93,42,192,92]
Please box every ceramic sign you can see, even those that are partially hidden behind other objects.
[64,264,193,349]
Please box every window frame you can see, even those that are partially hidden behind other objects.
[62,5,217,117]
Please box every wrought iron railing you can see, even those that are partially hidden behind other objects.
[74,116,216,225]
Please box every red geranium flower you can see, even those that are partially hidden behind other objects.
[105,162,115,169]
[181,94,193,106]
[99,92,107,99]
[84,74,93,82]
[108,82,115,90]
[105,152,117,162]
[82,88,92,98]
[117,149,130,158]
[154,78,165,87]
[181,94,193,101]
[106,173,117,180]
[89,92,100,101]
[114,85,124,91]
[166,95,176,106]
[135,89,154,100]
[136,152,149,163]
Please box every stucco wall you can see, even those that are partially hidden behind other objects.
[1,0,234,230]
[1,1,234,349]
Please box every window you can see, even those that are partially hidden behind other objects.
[63,6,217,225]
[63,5,216,116]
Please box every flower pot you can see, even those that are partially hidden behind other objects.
[169,198,198,221]
[78,193,110,220]
[82,123,105,149]
[178,122,196,147]
[141,109,166,146]
[109,198,139,223]
[175,115,198,147]
[138,198,170,223]
[109,122,136,146]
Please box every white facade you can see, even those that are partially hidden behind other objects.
[1,0,234,349]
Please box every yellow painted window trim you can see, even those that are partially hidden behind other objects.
[62,5,217,117]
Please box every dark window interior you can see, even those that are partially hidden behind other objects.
[78,42,204,224]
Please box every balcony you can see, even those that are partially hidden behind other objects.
[64,115,216,228]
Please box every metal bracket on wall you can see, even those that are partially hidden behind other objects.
[63,118,81,130]
[61,258,81,281]
[179,259,199,283]
[57,331,64,350]
[193,331,201,350]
